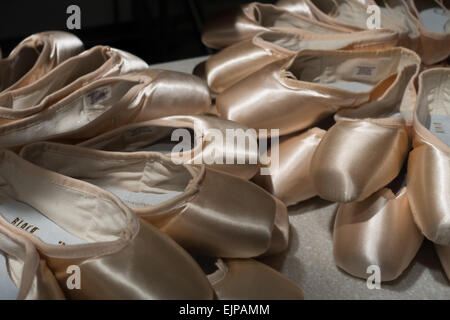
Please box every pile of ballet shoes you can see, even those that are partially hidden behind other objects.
[0,31,304,300]
[201,0,450,283]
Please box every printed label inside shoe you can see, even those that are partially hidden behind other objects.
[0,252,18,299]
[354,66,377,77]
[84,86,112,108]
[430,115,450,146]
[0,200,87,246]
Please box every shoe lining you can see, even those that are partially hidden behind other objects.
[377,0,420,37]
[288,52,403,93]
[21,148,193,211]
[0,152,129,243]
[7,49,111,110]
[420,72,450,146]
[0,45,41,92]
[81,159,190,208]
[419,7,450,33]
[86,184,183,209]
[413,0,450,34]
[85,126,195,154]
[419,70,450,146]
[0,198,87,246]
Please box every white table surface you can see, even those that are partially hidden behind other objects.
[150,56,450,300]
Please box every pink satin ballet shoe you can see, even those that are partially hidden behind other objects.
[309,48,420,203]
[20,142,289,258]
[0,31,83,92]
[0,45,148,122]
[202,2,351,49]
[334,184,423,281]
[407,0,450,65]
[217,47,420,138]
[0,150,213,299]
[206,29,398,93]
[255,127,325,206]
[78,115,260,180]
[0,69,211,149]
[407,68,450,245]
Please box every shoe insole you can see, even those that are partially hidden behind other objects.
[325,80,374,93]
[139,142,179,154]
[420,7,450,34]
[0,199,87,246]
[430,114,450,146]
[0,252,18,300]
[84,181,183,209]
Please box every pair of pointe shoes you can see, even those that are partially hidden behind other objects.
[201,2,353,49]
[260,68,450,282]
[217,46,421,137]
[255,45,420,204]
[336,68,450,282]
[203,0,450,65]
[277,0,450,65]
[206,28,398,93]
[0,150,302,299]
[0,32,211,150]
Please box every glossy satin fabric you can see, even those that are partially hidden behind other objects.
[333,188,423,281]
[309,50,420,203]
[435,244,450,280]
[255,127,324,206]
[0,31,84,92]
[217,47,420,137]
[0,220,65,300]
[285,0,416,44]
[209,259,304,300]
[0,69,211,149]
[408,0,450,65]
[276,0,315,18]
[408,145,450,244]
[78,115,260,180]
[159,168,287,258]
[206,29,398,93]
[201,2,351,49]
[407,68,450,246]
[311,120,411,202]
[0,46,148,121]
[45,220,213,300]
[281,0,422,52]
[0,150,213,300]
[20,142,288,258]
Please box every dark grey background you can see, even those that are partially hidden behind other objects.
[0,0,274,64]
